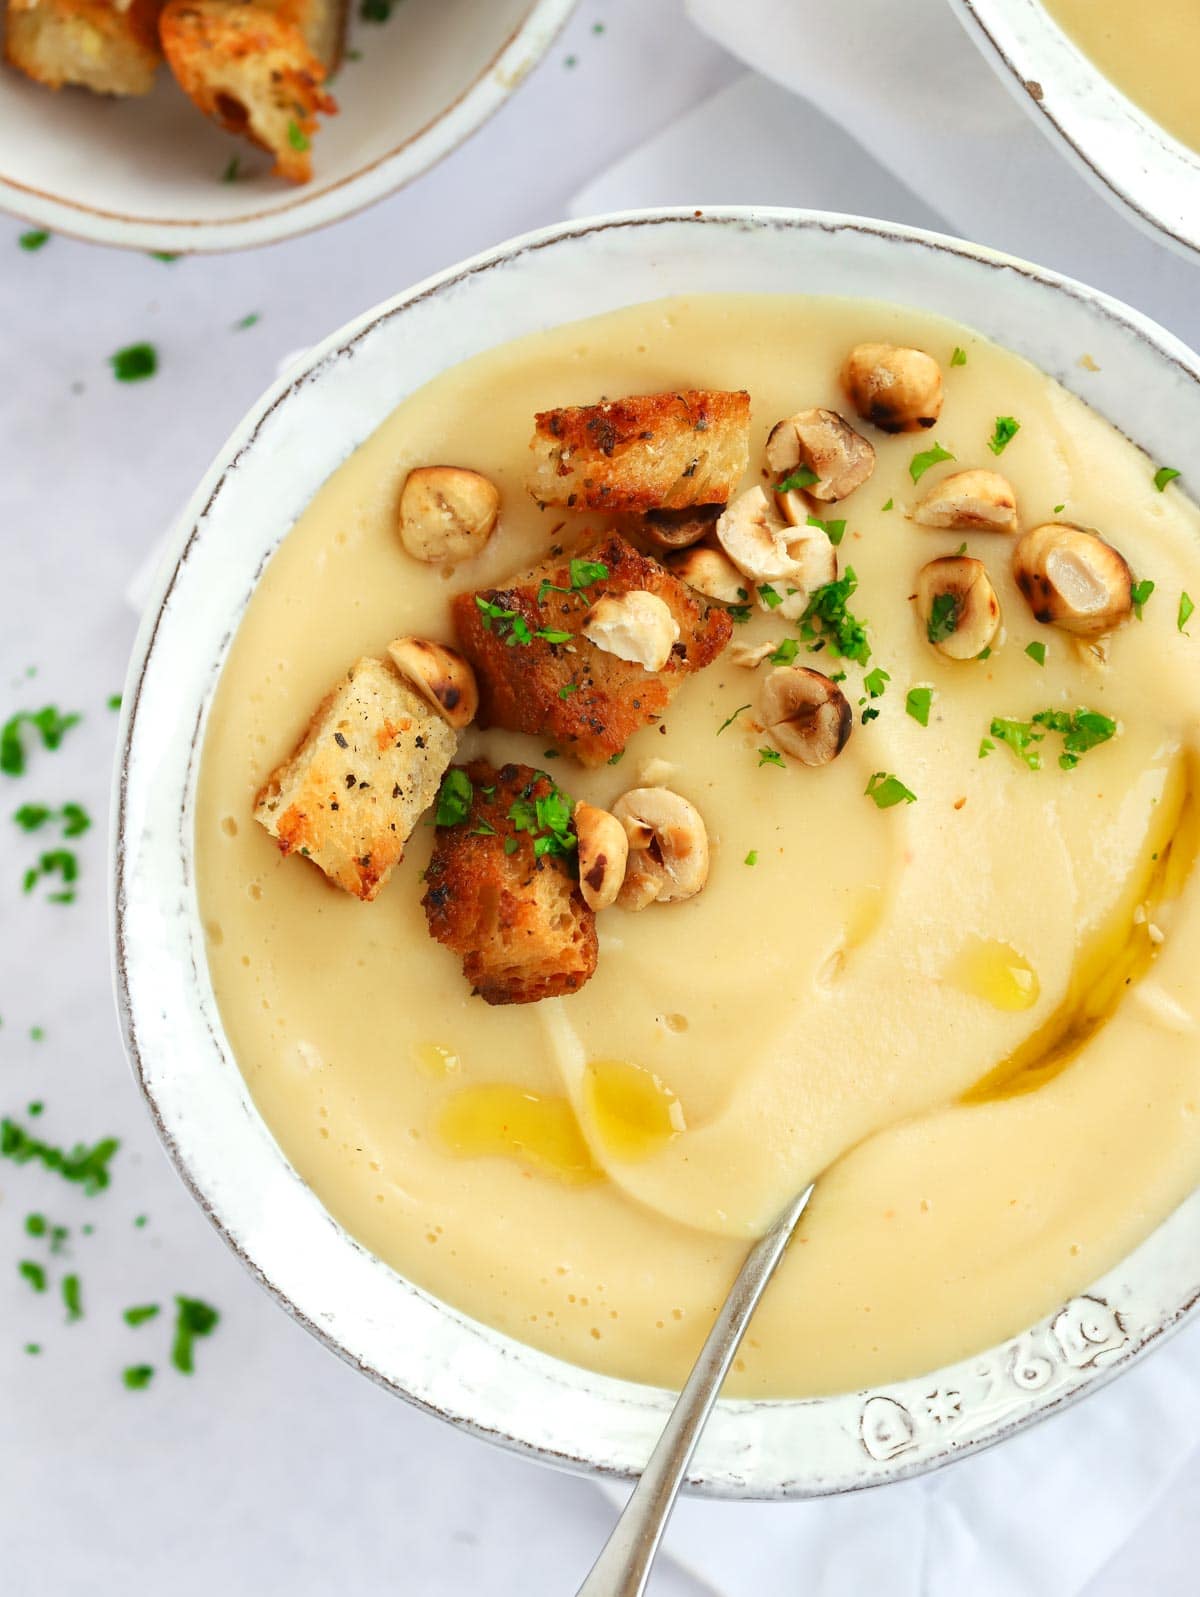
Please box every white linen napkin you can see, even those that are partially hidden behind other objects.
[575,2,1200,1592]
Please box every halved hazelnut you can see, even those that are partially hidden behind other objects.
[843,343,943,433]
[715,487,801,582]
[915,555,1001,660]
[611,787,709,909]
[573,801,629,912]
[758,667,852,766]
[639,505,723,551]
[1012,523,1133,636]
[766,408,875,503]
[398,466,499,563]
[385,637,479,729]
[914,469,1018,535]
[582,590,680,671]
[729,639,778,669]
[665,545,748,605]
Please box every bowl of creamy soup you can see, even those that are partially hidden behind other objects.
[948,0,1200,258]
[114,207,1200,1496]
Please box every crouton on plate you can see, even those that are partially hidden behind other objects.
[527,389,751,513]
[5,0,164,94]
[253,655,456,901]
[160,0,343,182]
[451,532,733,767]
[423,760,598,1005]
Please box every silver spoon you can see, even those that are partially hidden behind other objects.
[575,1181,816,1597]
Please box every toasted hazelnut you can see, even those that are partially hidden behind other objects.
[758,667,852,766]
[385,637,479,729]
[915,555,1001,660]
[582,590,680,672]
[1012,523,1133,636]
[611,787,709,909]
[639,505,724,551]
[398,466,499,563]
[766,408,875,503]
[913,469,1018,535]
[573,801,629,912]
[715,487,799,582]
[843,343,943,433]
[763,525,838,620]
[728,639,778,669]
[666,545,749,605]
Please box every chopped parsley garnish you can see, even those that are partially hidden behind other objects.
[19,230,49,252]
[905,687,933,726]
[757,747,785,768]
[503,837,520,856]
[1032,708,1118,768]
[18,1260,46,1292]
[607,751,625,766]
[1053,503,1065,515]
[0,1117,119,1193]
[558,682,580,700]
[989,717,1043,770]
[234,313,260,330]
[881,498,894,512]
[768,639,800,666]
[977,645,992,661]
[806,514,846,546]
[221,157,241,183]
[468,819,497,837]
[110,343,157,382]
[799,569,871,664]
[507,778,577,861]
[22,848,78,903]
[62,1273,82,1322]
[987,416,1020,456]
[1131,578,1155,620]
[1024,640,1046,666]
[14,802,90,837]
[536,558,610,606]
[909,442,954,483]
[1179,592,1194,634]
[25,1344,40,1356]
[107,694,122,711]
[744,851,758,866]
[757,584,782,610]
[434,768,473,827]
[726,605,753,624]
[124,1304,160,1327]
[776,466,819,492]
[123,1364,154,1390]
[716,704,751,735]
[926,592,960,644]
[1154,466,1181,492]
[1,706,81,776]
[865,772,916,808]
[286,120,310,153]
[863,667,890,698]
[979,737,995,758]
[950,346,967,367]
[171,1296,220,1374]
[150,251,179,263]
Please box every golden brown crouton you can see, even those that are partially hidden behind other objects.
[160,0,342,183]
[451,533,733,767]
[423,761,598,1005]
[5,0,164,95]
[528,390,751,513]
[253,656,455,901]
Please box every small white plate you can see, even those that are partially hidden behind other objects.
[949,0,1200,259]
[0,0,574,252]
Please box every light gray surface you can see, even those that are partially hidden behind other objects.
[0,1,1197,1592]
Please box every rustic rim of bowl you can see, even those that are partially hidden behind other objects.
[112,206,1200,1498]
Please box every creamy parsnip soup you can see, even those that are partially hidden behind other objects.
[196,296,1200,1397]
[1043,0,1200,156]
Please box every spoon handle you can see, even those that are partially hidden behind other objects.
[574,1182,816,1597]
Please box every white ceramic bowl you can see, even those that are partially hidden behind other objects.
[0,0,574,252]
[949,0,1200,259]
[114,207,1200,1498]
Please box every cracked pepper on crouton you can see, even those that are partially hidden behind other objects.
[5,0,165,94]
[527,389,751,513]
[422,760,598,1005]
[451,532,733,767]
[253,655,456,901]
[160,0,344,182]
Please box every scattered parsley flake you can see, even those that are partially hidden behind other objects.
[558,682,579,700]
[757,584,782,610]
[768,639,800,666]
[124,1304,160,1327]
[726,605,752,624]
[1,1117,119,1193]
[990,717,1042,770]
[1032,708,1117,768]
[286,120,310,152]
[863,667,890,698]
[24,1213,46,1237]
[62,1273,82,1322]
[18,1260,46,1292]
[30,1027,43,1042]
[123,1364,154,1390]
[1,706,81,776]
[926,591,961,644]
[1131,578,1155,620]
[133,1215,148,1228]
[717,704,751,735]
[1025,640,1047,666]
[1179,592,1194,634]
[234,313,260,330]
[776,466,819,492]
[865,772,916,808]
[221,157,241,183]
[434,768,473,827]
[1053,503,1065,515]
[909,442,954,483]
[905,687,933,726]
[14,801,89,838]
[1154,466,1181,492]
[607,751,625,766]
[19,230,49,252]
[106,694,122,711]
[881,498,894,512]
[977,645,993,661]
[950,347,967,367]
[744,850,758,866]
[22,848,78,903]
[110,343,157,382]
[171,1296,220,1374]
[979,737,995,758]
[24,1343,40,1356]
[757,747,785,768]
[799,568,871,664]
[806,514,846,546]
[988,416,1020,456]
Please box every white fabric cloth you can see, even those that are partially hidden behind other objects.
[573,2,1200,1593]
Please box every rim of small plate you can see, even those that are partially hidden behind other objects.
[112,206,1200,1497]
[0,0,576,254]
